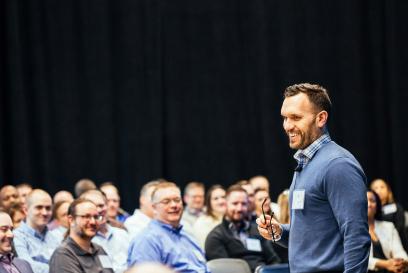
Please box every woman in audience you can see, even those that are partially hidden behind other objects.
[8,202,26,228]
[371,179,408,252]
[367,189,408,273]
[193,185,226,249]
[277,189,290,224]
[50,200,72,242]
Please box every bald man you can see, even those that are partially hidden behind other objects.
[14,189,60,273]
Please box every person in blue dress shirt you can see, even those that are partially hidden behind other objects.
[127,182,210,273]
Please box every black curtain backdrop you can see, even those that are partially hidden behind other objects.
[1,1,407,211]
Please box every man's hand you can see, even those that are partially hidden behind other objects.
[256,214,282,241]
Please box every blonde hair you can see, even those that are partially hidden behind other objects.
[277,190,290,224]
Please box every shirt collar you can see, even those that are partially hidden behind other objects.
[153,219,183,234]
[294,133,331,163]
[0,253,14,264]
[224,217,250,232]
[20,221,49,240]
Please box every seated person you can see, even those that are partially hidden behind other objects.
[205,185,280,272]
[254,188,271,218]
[371,178,408,252]
[0,185,20,212]
[0,211,34,273]
[49,198,114,273]
[367,189,408,273]
[7,202,26,228]
[127,182,210,273]
[193,185,226,249]
[14,189,60,273]
[50,201,72,242]
[100,182,130,223]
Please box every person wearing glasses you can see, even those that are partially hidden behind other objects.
[0,211,34,273]
[257,83,370,273]
[80,190,130,273]
[49,198,114,273]
[127,182,210,273]
[13,189,60,273]
[205,185,280,272]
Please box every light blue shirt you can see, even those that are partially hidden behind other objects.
[92,224,129,273]
[127,219,210,273]
[14,221,60,273]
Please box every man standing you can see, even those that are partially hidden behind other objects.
[127,182,210,273]
[14,189,59,273]
[124,181,159,239]
[0,211,34,273]
[81,190,129,273]
[257,83,370,273]
[49,198,114,273]
[206,185,280,272]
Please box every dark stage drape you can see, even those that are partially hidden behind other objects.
[1,1,407,211]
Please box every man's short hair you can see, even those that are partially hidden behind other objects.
[140,180,161,199]
[235,180,250,186]
[284,83,332,116]
[100,182,119,193]
[151,182,180,202]
[74,178,97,197]
[183,182,204,196]
[226,185,248,198]
[80,189,107,203]
[26,189,51,208]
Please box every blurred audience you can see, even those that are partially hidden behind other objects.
[193,185,226,248]
[371,178,408,252]
[14,189,59,273]
[125,180,159,239]
[81,190,129,273]
[100,182,130,223]
[53,190,74,204]
[16,183,33,209]
[127,182,210,273]
[0,211,34,273]
[50,200,72,240]
[181,182,205,235]
[74,178,97,198]
[7,202,26,228]
[0,185,20,212]
[236,180,256,221]
[205,185,280,272]
[49,198,114,273]
[254,188,271,218]
[367,189,408,273]
[277,189,290,224]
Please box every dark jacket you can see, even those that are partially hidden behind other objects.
[205,217,281,272]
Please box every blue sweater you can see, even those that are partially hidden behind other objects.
[279,141,370,273]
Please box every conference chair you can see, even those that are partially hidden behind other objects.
[255,263,290,273]
[207,258,251,273]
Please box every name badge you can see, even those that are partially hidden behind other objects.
[292,190,305,210]
[246,238,262,252]
[98,255,113,269]
[382,203,397,215]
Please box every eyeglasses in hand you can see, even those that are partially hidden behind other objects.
[261,197,276,243]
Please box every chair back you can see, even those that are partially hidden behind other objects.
[207,258,251,273]
[255,263,290,273]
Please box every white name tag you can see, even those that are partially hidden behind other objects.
[246,238,262,252]
[98,255,113,269]
[292,190,305,210]
[382,203,397,215]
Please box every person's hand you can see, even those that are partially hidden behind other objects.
[256,214,282,241]
[384,258,406,273]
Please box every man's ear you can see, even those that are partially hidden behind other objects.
[316,110,328,128]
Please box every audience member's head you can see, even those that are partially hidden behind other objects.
[100,182,121,219]
[277,189,290,224]
[249,175,270,192]
[125,263,175,273]
[26,189,52,232]
[67,198,100,241]
[16,183,33,208]
[151,182,183,228]
[370,178,394,206]
[74,178,97,197]
[53,190,74,204]
[0,185,20,211]
[225,185,248,224]
[183,182,205,212]
[0,211,14,255]
[140,180,160,218]
[367,189,382,221]
[52,200,72,229]
[236,180,255,213]
[7,202,26,228]
[254,188,271,217]
[80,190,108,225]
[205,185,226,219]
